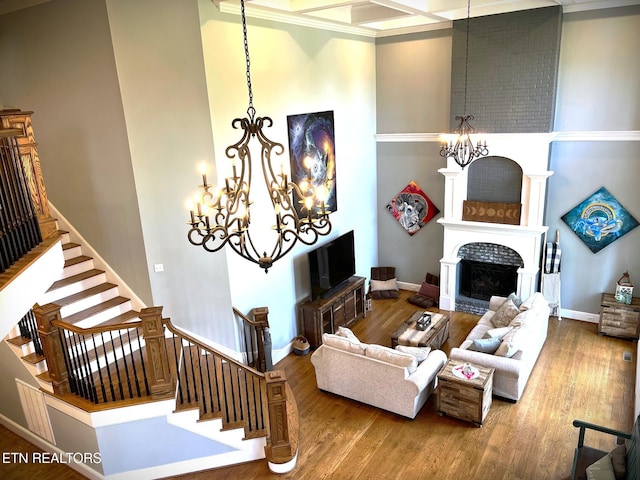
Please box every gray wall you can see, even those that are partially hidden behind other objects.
[375,5,640,315]
[0,0,153,305]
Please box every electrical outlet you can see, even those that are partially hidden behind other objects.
[154,264,164,273]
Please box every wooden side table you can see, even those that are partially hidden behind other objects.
[599,293,640,339]
[437,359,494,427]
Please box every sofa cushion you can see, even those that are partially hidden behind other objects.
[336,326,360,342]
[468,337,502,354]
[407,294,435,308]
[365,344,418,373]
[485,326,513,339]
[519,292,546,312]
[495,327,525,357]
[509,309,537,328]
[395,345,431,363]
[586,453,616,480]
[491,298,521,328]
[322,333,367,355]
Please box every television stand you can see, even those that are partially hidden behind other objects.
[300,276,366,348]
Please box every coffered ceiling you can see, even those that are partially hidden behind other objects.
[1,0,639,37]
[214,0,640,37]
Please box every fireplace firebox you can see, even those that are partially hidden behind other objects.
[459,259,519,301]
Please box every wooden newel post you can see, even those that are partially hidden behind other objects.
[33,303,70,395]
[251,306,273,372]
[140,306,174,399]
[264,370,293,463]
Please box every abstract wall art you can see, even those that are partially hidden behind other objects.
[286,110,336,217]
[561,186,639,253]
[387,181,440,235]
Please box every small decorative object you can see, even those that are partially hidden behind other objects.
[615,272,634,305]
[452,362,479,380]
[463,362,472,376]
[292,336,310,356]
[415,312,432,331]
[387,181,440,235]
[561,186,639,253]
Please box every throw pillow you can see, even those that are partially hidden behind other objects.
[418,282,440,301]
[322,333,366,355]
[610,444,626,480]
[507,292,523,308]
[509,309,535,328]
[495,327,524,358]
[336,326,359,342]
[370,278,399,292]
[468,337,502,354]
[586,454,616,480]
[395,345,431,363]
[491,298,521,328]
[365,344,418,373]
[484,326,513,339]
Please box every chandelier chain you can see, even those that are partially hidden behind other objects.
[240,0,255,120]
[463,0,470,115]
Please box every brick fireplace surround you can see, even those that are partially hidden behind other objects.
[438,134,553,312]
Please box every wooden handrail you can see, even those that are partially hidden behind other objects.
[35,303,295,467]
[233,306,273,372]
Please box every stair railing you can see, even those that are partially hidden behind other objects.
[33,304,295,465]
[233,306,273,372]
[0,128,42,274]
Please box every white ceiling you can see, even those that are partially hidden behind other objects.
[0,0,638,37]
[215,0,640,37]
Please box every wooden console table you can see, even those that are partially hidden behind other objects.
[599,292,640,339]
[300,276,366,348]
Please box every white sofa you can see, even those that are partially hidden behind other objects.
[311,331,447,418]
[449,292,550,402]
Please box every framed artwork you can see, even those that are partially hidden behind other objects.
[387,181,440,235]
[286,111,336,216]
[561,186,639,253]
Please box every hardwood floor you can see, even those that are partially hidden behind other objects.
[1,291,635,479]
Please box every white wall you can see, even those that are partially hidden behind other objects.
[198,1,378,350]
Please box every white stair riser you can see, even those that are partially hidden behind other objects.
[40,272,107,305]
[63,245,82,260]
[59,287,119,317]
[22,358,48,376]
[72,300,133,329]
[60,259,95,279]
[7,340,37,357]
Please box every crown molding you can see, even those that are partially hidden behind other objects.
[374,131,640,143]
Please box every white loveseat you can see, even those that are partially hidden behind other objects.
[311,330,447,418]
[449,292,550,402]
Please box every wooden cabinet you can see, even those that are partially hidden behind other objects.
[300,276,366,348]
[599,293,640,339]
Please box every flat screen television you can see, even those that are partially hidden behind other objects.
[308,230,356,300]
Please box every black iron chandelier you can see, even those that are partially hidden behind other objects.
[440,0,489,169]
[187,0,332,273]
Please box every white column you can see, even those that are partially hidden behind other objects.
[439,257,461,311]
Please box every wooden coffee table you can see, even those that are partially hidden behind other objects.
[390,311,450,349]
[437,359,494,427]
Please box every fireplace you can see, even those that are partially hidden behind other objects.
[438,134,554,312]
[460,260,519,300]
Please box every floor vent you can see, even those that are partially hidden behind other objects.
[16,379,55,444]
[623,351,633,362]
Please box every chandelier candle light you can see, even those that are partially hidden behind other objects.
[440,0,489,169]
[186,0,332,272]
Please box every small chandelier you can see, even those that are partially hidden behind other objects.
[440,0,488,169]
[186,0,331,273]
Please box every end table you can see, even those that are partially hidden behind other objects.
[437,359,494,427]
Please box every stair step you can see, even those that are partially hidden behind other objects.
[55,282,119,317]
[61,255,94,278]
[98,309,141,326]
[7,336,31,347]
[64,296,132,327]
[44,268,107,301]
[62,242,82,260]
[22,352,45,366]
